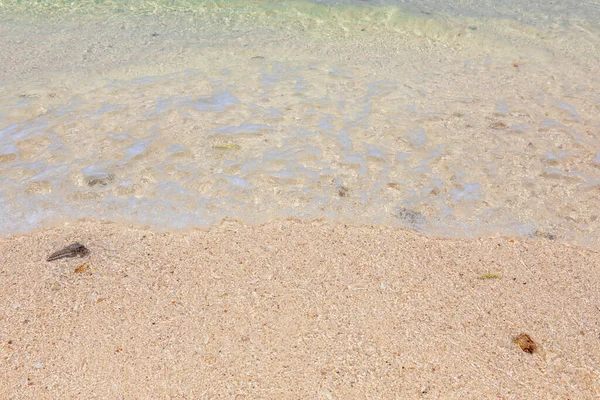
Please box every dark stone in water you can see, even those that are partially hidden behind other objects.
[533,230,557,241]
[395,207,427,229]
[338,186,350,197]
[86,174,115,187]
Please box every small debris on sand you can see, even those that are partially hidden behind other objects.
[478,273,502,280]
[514,333,538,354]
[490,121,508,130]
[74,264,90,274]
[46,242,90,262]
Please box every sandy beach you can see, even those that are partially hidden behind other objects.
[1,219,599,398]
[1,1,599,398]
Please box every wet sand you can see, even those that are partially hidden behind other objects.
[1,219,599,398]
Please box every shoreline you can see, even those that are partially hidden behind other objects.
[1,219,599,398]
[1,10,599,250]
[1,215,595,251]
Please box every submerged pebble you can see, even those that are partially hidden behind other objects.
[395,207,427,229]
[86,174,115,187]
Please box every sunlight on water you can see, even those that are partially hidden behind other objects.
[0,0,599,247]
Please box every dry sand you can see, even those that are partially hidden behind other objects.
[1,219,599,399]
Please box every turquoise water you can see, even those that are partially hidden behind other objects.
[0,0,599,247]
[1,0,599,20]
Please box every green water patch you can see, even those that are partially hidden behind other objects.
[0,0,481,51]
[0,0,444,32]
[0,0,403,18]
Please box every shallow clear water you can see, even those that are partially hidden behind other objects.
[0,0,599,247]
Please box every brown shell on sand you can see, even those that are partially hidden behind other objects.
[74,264,90,274]
[514,333,538,354]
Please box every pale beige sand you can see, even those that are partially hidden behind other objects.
[1,219,599,399]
